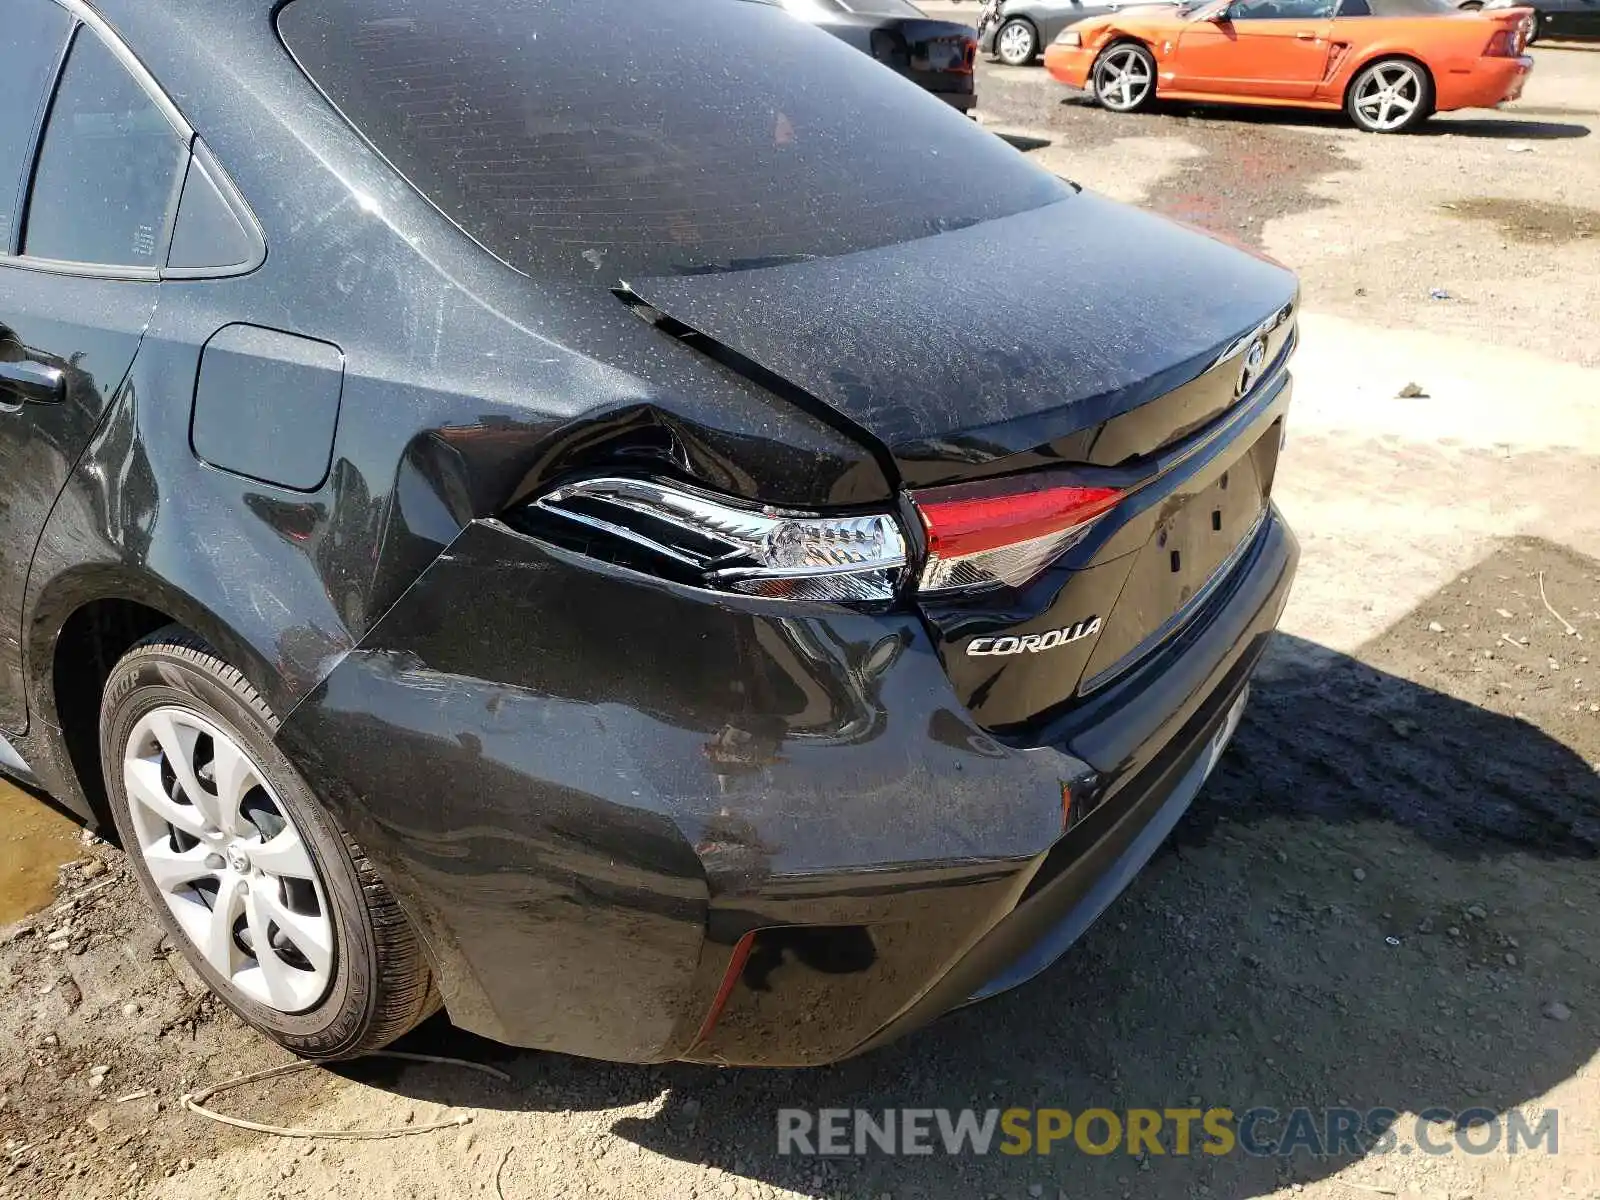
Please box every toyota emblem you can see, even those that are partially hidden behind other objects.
[1236,339,1268,398]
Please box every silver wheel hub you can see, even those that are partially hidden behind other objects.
[1095,47,1152,110]
[999,23,1032,62]
[1354,63,1421,131]
[124,707,334,1014]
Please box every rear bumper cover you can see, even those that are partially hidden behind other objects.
[936,87,979,111]
[1435,55,1533,111]
[904,70,977,109]
[277,501,1296,1066]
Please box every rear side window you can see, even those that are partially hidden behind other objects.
[1230,0,1335,16]
[277,0,1068,282]
[166,147,262,273]
[1338,0,1373,14]
[23,29,188,268]
[0,0,72,248]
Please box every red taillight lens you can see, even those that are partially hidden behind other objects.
[913,481,1124,593]
[1484,28,1520,56]
[919,485,1123,557]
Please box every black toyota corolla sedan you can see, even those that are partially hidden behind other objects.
[0,0,1298,1064]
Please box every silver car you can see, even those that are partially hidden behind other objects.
[979,0,1183,64]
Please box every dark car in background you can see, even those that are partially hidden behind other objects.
[0,0,1297,1066]
[780,0,979,109]
[1468,0,1599,39]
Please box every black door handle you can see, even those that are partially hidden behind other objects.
[0,359,65,405]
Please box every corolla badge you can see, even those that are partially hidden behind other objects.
[1236,338,1268,398]
[966,617,1101,657]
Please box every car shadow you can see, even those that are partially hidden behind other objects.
[1055,94,1591,139]
[1171,102,1590,139]
[341,537,1599,1199]
[994,131,1055,152]
[1418,116,1592,139]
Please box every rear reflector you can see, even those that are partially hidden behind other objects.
[692,930,757,1047]
[912,482,1124,593]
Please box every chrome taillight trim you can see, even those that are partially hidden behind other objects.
[531,476,908,603]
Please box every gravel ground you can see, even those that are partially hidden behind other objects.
[0,37,1597,1200]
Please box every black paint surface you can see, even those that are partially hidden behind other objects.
[0,0,1300,1064]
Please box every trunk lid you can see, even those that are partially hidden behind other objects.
[626,193,1297,488]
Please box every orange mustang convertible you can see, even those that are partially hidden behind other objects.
[1043,0,1534,132]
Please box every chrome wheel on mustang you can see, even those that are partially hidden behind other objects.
[1346,58,1433,133]
[1092,43,1156,113]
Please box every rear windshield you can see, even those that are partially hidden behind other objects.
[276,0,1066,282]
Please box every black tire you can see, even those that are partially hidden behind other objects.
[1457,1,1482,9]
[1090,41,1158,113]
[994,17,1039,66]
[100,627,438,1059]
[1344,57,1434,133]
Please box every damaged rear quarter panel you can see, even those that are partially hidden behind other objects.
[275,519,1076,1058]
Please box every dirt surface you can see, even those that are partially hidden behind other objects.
[0,35,1597,1200]
[0,785,83,927]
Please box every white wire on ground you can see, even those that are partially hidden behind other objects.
[179,1051,512,1140]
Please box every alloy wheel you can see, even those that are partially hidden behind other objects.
[997,20,1036,65]
[1094,46,1153,111]
[123,706,334,1013]
[1352,62,1423,132]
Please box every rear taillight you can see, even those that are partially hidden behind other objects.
[912,480,1124,593]
[1484,27,1522,55]
[524,476,907,603]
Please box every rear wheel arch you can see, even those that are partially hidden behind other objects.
[50,598,177,833]
[1103,34,1155,53]
[36,580,284,833]
[1343,51,1435,95]
[1099,36,1159,66]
